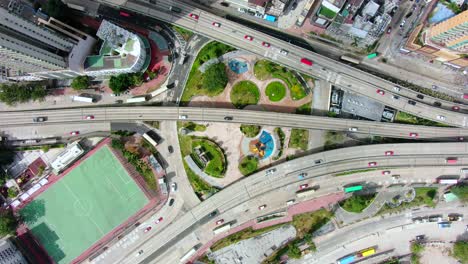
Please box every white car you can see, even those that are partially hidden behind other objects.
[258,204,267,210]
[280,49,289,55]
[179,115,187,119]
[393,86,401,92]
[171,182,177,192]
[238,7,246,13]
[349,127,358,132]
[437,115,446,121]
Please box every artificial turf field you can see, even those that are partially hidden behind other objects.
[19,146,149,264]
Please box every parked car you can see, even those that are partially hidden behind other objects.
[168,145,174,153]
[171,182,177,192]
[168,198,175,206]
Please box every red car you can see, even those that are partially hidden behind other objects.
[84,115,94,120]
[144,226,152,233]
[155,217,163,224]
[300,58,313,66]
[376,89,385,95]
[368,162,377,167]
[215,219,224,225]
[212,22,221,27]
[409,132,418,138]
[452,106,460,111]
[386,27,392,34]
[382,170,391,175]
[189,13,199,20]
[70,131,79,136]
[244,35,253,41]
[299,184,309,190]
[385,151,394,156]
[262,42,270,48]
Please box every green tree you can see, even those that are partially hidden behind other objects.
[0,83,47,105]
[131,73,143,86]
[7,188,18,198]
[451,184,468,202]
[71,76,90,90]
[0,210,17,236]
[287,243,302,259]
[109,74,132,93]
[203,63,228,93]
[453,241,468,263]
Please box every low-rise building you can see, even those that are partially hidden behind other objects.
[50,142,84,174]
[0,237,28,264]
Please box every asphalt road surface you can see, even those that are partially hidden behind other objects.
[1,107,468,139]
[95,0,468,127]
[93,142,468,263]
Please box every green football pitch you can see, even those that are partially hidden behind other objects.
[20,146,149,264]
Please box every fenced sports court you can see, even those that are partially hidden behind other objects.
[19,145,149,264]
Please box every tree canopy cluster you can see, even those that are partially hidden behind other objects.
[43,0,69,20]
[109,73,143,93]
[0,210,17,236]
[202,63,228,94]
[0,83,47,106]
[71,76,90,90]
[451,184,468,202]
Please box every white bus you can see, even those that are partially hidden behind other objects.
[213,223,231,235]
[142,133,158,147]
[180,247,197,263]
[296,189,316,198]
[438,179,459,185]
[72,95,94,103]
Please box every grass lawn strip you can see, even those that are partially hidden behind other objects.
[394,111,450,127]
[181,42,236,104]
[288,129,309,150]
[192,139,226,178]
[254,60,307,100]
[339,194,376,213]
[238,156,259,176]
[231,81,260,108]
[240,125,261,137]
[265,81,286,102]
[377,187,437,215]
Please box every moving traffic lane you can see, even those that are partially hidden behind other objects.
[113,142,468,264]
[112,0,468,127]
[1,107,468,139]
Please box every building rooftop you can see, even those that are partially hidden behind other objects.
[341,91,385,121]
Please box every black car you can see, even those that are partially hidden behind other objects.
[433,101,441,107]
[168,198,175,206]
[224,116,233,121]
[291,1,297,9]
[416,235,425,241]
[33,117,47,122]
[220,2,229,7]
[168,145,174,153]
[416,94,424,99]
[408,100,416,105]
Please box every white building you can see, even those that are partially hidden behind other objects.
[0,238,28,264]
[50,142,84,173]
[84,20,149,77]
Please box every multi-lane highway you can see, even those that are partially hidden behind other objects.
[1,107,468,139]
[88,142,468,263]
[94,0,468,127]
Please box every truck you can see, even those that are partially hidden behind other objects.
[213,223,231,235]
[357,247,376,257]
[72,95,95,103]
[180,247,197,263]
[126,96,147,103]
[337,254,356,264]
